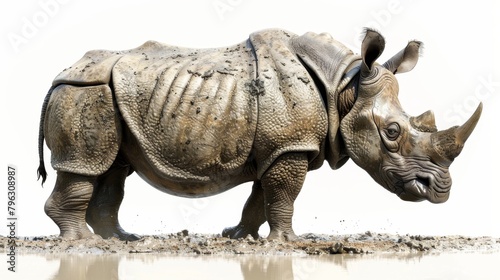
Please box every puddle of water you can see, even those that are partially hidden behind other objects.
[2,251,499,280]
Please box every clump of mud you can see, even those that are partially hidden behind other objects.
[1,231,499,255]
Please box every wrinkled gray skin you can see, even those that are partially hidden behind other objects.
[38,29,481,241]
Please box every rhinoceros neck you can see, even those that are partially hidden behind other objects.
[337,72,359,121]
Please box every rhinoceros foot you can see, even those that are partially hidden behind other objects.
[267,230,298,242]
[92,226,141,241]
[222,224,260,240]
[59,230,100,241]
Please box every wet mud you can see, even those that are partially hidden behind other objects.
[2,231,499,255]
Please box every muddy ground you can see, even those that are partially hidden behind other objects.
[2,231,499,255]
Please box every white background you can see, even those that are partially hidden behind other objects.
[1,0,498,238]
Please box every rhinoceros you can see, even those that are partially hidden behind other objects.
[37,29,482,241]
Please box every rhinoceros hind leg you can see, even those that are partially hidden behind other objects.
[45,172,98,240]
[222,181,267,239]
[86,161,140,241]
[261,152,308,241]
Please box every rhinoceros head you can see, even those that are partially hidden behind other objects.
[339,29,482,203]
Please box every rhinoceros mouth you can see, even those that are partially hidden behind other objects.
[397,177,430,202]
[381,158,452,203]
[395,172,451,203]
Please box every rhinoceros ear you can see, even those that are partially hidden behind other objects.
[383,40,422,74]
[360,28,385,77]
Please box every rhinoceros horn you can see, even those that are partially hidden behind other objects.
[410,110,437,133]
[431,102,483,165]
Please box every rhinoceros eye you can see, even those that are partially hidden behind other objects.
[384,123,400,141]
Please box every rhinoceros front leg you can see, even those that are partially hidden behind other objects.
[45,172,97,239]
[261,152,308,241]
[222,181,267,239]
[86,161,140,241]
[222,152,307,241]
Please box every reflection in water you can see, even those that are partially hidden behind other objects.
[240,256,293,280]
[46,254,120,280]
[4,251,499,280]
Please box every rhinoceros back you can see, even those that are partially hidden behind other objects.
[112,41,258,181]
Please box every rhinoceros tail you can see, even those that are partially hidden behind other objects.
[37,86,55,185]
